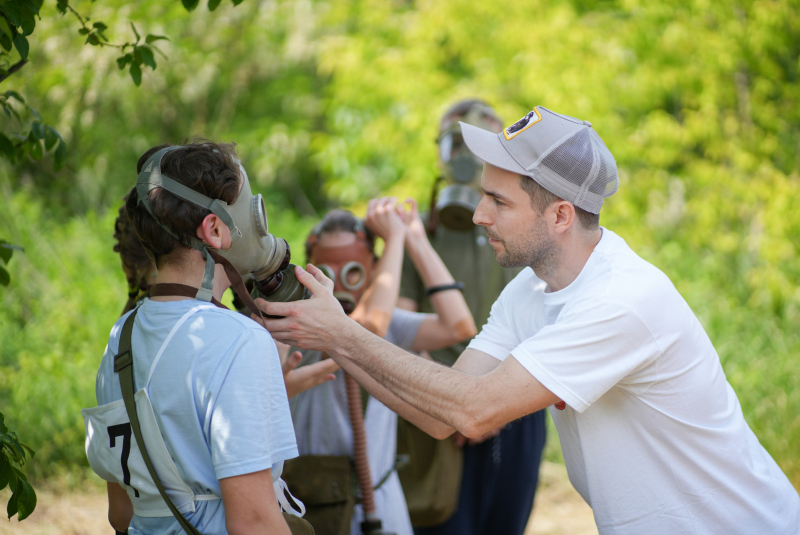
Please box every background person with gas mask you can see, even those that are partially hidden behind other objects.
[283,198,475,535]
[396,100,546,535]
[83,142,313,534]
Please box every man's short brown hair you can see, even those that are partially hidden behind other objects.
[126,141,240,268]
[518,175,600,229]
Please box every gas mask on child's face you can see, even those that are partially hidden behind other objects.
[436,105,502,231]
[309,239,374,316]
[136,146,300,306]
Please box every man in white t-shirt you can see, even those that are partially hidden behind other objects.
[261,106,800,534]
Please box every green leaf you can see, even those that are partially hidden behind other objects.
[29,139,42,161]
[116,53,132,70]
[2,3,22,27]
[1,434,25,462]
[14,476,35,521]
[0,266,9,287]
[0,455,13,490]
[78,28,89,35]
[56,0,67,15]
[5,90,25,104]
[145,34,169,44]
[44,125,58,150]
[54,140,66,170]
[208,0,222,11]
[0,242,23,264]
[182,0,200,11]
[0,16,13,38]
[30,120,44,140]
[130,22,140,43]
[18,0,40,16]
[129,61,142,86]
[92,21,108,32]
[0,132,14,159]
[12,34,27,60]
[138,46,156,70]
[21,445,34,460]
[231,0,245,5]
[19,11,34,36]
[86,33,99,46]
[0,245,12,263]
[6,478,19,519]
[0,34,11,52]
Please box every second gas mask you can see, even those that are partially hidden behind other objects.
[436,105,501,231]
[307,235,374,316]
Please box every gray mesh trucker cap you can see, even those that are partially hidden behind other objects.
[460,106,618,214]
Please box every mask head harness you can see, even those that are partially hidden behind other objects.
[433,103,502,231]
[136,146,291,319]
[306,218,374,315]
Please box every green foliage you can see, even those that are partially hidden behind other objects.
[0,90,66,169]
[0,238,23,286]
[0,0,798,492]
[0,413,37,521]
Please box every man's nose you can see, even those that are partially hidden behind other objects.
[473,195,490,227]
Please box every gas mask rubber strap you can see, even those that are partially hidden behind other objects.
[206,249,267,328]
[197,247,216,302]
[136,147,242,248]
[141,174,241,246]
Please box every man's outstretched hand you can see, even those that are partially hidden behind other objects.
[257,264,356,353]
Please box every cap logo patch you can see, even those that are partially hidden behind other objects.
[504,108,542,140]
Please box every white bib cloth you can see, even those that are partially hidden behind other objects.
[83,305,220,517]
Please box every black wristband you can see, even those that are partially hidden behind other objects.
[116,531,128,535]
[425,282,465,297]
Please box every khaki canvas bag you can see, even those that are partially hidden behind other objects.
[396,418,462,526]
[282,455,356,535]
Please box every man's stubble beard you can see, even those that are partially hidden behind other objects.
[487,217,559,277]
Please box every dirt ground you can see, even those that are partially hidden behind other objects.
[0,461,595,535]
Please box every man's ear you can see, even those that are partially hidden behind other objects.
[551,201,576,235]
[196,213,226,249]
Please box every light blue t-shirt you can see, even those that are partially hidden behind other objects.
[95,298,298,535]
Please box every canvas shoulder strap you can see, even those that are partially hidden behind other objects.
[113,308,203,535]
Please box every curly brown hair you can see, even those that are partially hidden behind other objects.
[114,187,154,291]
[125,140,241,268]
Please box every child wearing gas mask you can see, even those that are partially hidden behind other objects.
[112,182,338,399]
[85,142,318,535]
[282,198,476,535]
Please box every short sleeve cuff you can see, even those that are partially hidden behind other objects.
[510,348,590,413]
[466,338,511,361]
[214,444,298,480]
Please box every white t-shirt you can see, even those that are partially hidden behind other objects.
[468,229,800,535]
[95,298,298,535]
[290,308,424,535]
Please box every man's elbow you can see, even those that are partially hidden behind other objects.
[427,423,455,440]
[456,405,497,439]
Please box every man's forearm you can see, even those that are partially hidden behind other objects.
[335,323,485,435]
[329,352,455,439]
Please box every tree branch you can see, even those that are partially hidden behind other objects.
[0,59,28,85]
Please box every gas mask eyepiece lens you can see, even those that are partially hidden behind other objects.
[340,261,367,291]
